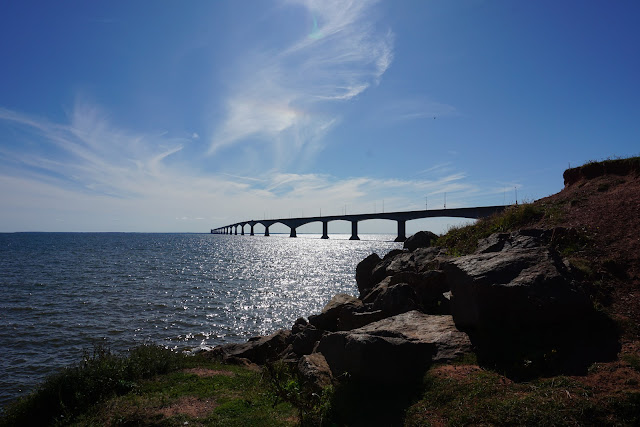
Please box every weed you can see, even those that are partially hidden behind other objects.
[436,203,546,255]
[622,353,640,372]
[0,344,188,426]
[405,369,625,426]
[264,361,333,426]
[568,257,595,278]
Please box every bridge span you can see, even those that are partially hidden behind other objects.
[211,205,508,242]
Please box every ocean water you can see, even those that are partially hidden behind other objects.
[0,232,401,408]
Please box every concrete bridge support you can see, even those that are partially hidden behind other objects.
[290,226,297,238]
[234,225,238,235]
[350,221,360,240]
[395,220,407,242]
[321,221,329,239]
[241,225,245,235]
[250,224,255,236]
[264,225,270,237]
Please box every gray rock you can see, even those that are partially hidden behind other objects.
[475,229,545,254]
[371,282,419,315]
[404,230,439,252]
[297,353,333,391]
[413,247,447,272]
[337,309,386,331]
[368,252,416,290]
[316,311,472,383]
[356,253,382,296]
[291,317,308,334]
[308,293,364,332]
[362,271,450,315]
[208,329,291,365]
[443,246,591,331]
[291,324,324,356]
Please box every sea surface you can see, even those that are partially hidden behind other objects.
[0,232,401,408]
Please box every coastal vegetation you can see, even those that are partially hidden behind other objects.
[1,345,297,426]
[2,156,639,425]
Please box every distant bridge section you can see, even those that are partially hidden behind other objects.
[211,205,508,242]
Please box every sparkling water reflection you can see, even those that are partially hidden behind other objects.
[0,232,401,407]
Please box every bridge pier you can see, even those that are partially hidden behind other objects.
[250,224,255,236]
[321,221,329,239]
[234,225,238,235]
[349,220,360,240]
[289,226,297,238]
[394,220,407,242]
[241,225,245,235]
[264,225,270,237]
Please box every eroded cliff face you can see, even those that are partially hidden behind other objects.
[539,158,640,329]
[563,157,640,187]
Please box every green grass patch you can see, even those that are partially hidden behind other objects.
[406,369,640,426]
[435,203,546,255]
[75,358,297,426]
[1,344,188,426]
[623,354,640,372]
[0,346,297,427]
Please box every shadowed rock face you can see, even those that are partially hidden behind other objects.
[443,245,591,332]
[355,253,382,296]
[297,353,333,391]
[207,329,292,365]
[362,270,450,316]
[317,311,472,383]
[404,230,439,252]
[308,293,364,332]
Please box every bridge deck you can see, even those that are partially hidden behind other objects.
[211,205,508,242]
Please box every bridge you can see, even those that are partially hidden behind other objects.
[210,205,508,242]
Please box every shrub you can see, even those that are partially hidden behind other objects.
[1,344,187,426]
[436,203,545,255]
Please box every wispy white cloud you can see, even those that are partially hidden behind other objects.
[373,98,459,125]
[208,0,394,166]
[0,103,498,232]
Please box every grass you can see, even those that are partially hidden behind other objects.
[264,361,333,426]
[405,368,640,426]
[623,354,640,372]
[73,361,296,426]
[1,344,188,426]
[435,203,547,255]
[0,345,297,426]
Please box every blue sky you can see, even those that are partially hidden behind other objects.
[1,0,638,234]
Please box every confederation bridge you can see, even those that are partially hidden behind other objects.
[211,205,507,242]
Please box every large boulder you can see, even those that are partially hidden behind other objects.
[337,309,386,331]
[404,230,439,252]
[297,353,333,391]
[368,252,416,289]
[413,247,448,272]
[207,329,291,365]
[355,253,382,296]
[308,293,364,332]
[362,271,450,315]
[291,323,324,356]
[475,229,544,253]
[316,311,472,383]
[443,246,592,332]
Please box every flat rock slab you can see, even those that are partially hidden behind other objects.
[317,311,471,383]
[207,329,291,365]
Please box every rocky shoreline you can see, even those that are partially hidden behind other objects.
[204,227,617,388]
